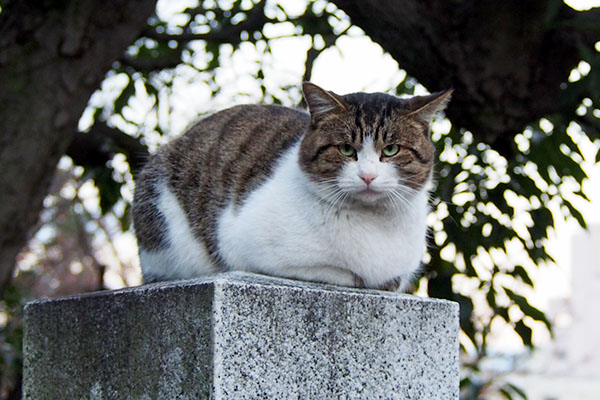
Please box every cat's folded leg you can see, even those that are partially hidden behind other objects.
[268,265,358,288]
[376,276,403,292]
[352,273,366,288]
[350,273,402,291]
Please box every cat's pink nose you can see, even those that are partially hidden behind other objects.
[360,173,377,185]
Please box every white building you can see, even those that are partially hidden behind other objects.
[499,225,600,399]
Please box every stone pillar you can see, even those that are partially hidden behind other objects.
[23,272,459,399]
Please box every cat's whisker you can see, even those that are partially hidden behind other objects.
[386,189,413,214]
[383,192,401,216]
[331,190,350,214]
[389,191,410,216]
[397,180,420,189]
[397,177,423,188]
[318,186,346,207]
[323,188,345,206]
[317,177,341,184]
[315,182,338,195]
[333,193,350,220]
[315,182,347,217]
[398,172,426,181]
[396,186,419,200]
[386,193,407,212]
[323,189,349,221]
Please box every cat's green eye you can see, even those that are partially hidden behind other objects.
[338,144,356,157]
[382,144,400,157]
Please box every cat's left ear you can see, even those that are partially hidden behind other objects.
[302,82,348,122]
[406,89,453,125]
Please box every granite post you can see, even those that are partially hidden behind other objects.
[23,272,459,399]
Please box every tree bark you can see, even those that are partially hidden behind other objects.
[331,0,599,156]
[0,0,157,293]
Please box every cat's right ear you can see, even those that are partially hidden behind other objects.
[302,82,348,123]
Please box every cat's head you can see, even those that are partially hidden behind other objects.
[299,82,451,209]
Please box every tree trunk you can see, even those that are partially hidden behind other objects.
[331,0,599,156]
[0,0,157,294]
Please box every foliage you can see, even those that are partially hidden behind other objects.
[2,0,599,399]
[0,162,138,400]
[0,286,23,400]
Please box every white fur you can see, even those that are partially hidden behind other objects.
[141,181,217,280]
[216,139,430,290]
[337,136,403,205]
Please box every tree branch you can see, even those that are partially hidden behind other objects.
[152,1,269,43]
[121,0,272,72]
[560,5,600,47]
[66,122,149,174]
[331,0,597,157]
[120,53,183,72]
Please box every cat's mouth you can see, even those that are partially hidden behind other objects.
[354,187,385,202]
[359,187,380,194]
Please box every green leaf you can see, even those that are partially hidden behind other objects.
[543,0,563,27]
[499,388,515,400]
[487,186,514,217]
[574,189,591,202]
[119,203,132,231]
[530,207,554,231]
[146,81,159,99]
[427,273,454,300]
[463,255,478,278]
[91,106,103,124]
[456,293,475,329]
[496,307,510,322]
[528,208,553,241]
[513,266,534,287]
[556,151,588,182]
[460,377,472,389]
[88,167,122,215]
[498,382,528,400]
[505,382,528,399]
[510,173,540,199]
[486,286,497,308]
[515,320,533,348]
[504,288,552,334]
[563,198,587,229]
[114,77,135,114]
[205,42,221,71]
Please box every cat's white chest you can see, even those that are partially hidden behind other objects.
[324,207,426,283]
[216,143,429,289]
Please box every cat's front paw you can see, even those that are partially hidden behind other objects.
[377,276,402,292]
[352,273,402,291]
[352,272,366,288]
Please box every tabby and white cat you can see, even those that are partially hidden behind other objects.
[132,83,451,291]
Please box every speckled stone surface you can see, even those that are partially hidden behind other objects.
[23,272,459,399]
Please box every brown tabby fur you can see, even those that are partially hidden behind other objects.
[134,105,308,265]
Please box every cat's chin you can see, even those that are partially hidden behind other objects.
[351,188,387,205]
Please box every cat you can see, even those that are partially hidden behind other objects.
[132,82,451,291]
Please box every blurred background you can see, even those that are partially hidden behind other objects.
[1,0,599,398]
